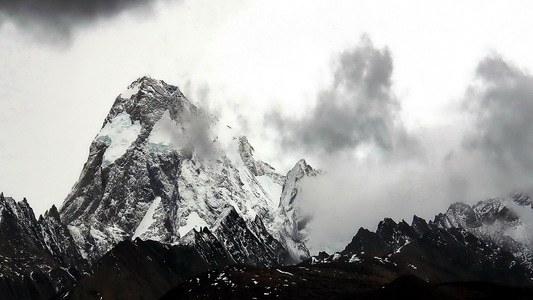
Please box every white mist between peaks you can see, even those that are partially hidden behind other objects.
[297,155,451,254]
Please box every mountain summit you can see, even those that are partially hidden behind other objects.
[59,76,311,264]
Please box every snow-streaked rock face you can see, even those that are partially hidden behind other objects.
[59,76,310,265]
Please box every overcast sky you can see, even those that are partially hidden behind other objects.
[2,0,533,252]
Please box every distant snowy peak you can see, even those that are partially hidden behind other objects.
[431,193,533,268]
[432,193,531,230]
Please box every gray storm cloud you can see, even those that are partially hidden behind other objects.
[465,56,533,175]
[0,0,166,39]
[461,55,533,195]
[269,36,415,156]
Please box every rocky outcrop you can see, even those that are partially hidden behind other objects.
[0,194,86,300]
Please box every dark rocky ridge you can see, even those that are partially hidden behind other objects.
[0,194,87,300]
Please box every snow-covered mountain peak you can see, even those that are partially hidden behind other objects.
[113,76,188,122]
[60,77,311,264]
[93,77,221,167]
[106,77,213,145]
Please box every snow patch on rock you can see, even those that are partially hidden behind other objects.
[133,197,162,240]
[178,212,209,237]
[97,112,141,166]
